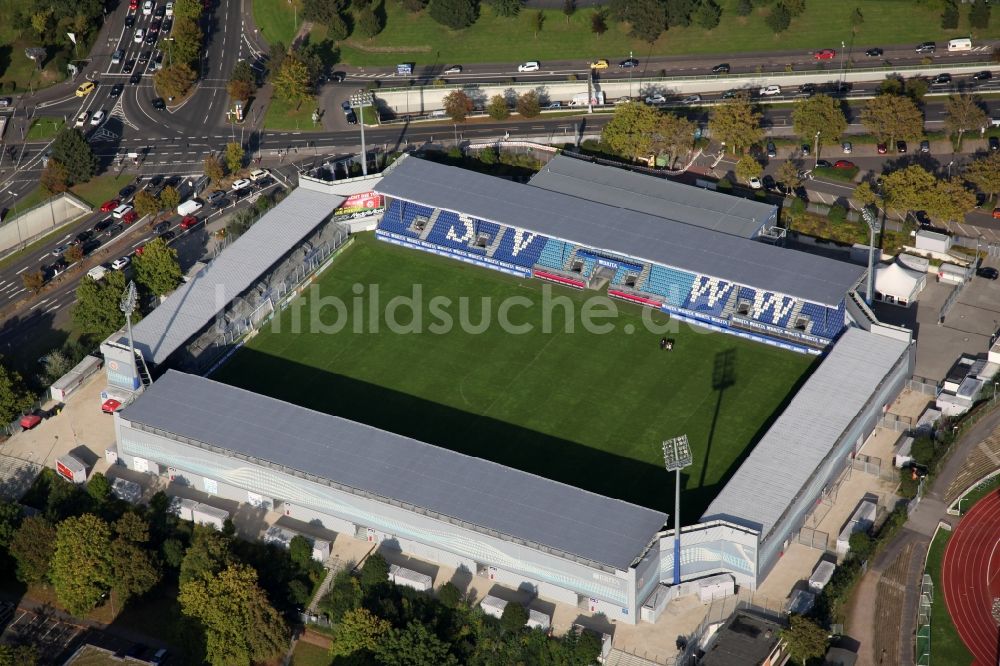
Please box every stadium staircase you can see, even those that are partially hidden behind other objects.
[786,300,805,328]
[561,248,580,272]
[135,350,152,388]
[485,227,507,256]
[634,263,652,292]
[418,209,442,241]
[719,289,741,319]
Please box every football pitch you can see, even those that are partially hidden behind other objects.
[214,234,815,516]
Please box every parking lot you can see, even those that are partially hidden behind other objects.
[0,603,86,663]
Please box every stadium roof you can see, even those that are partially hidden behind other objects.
[700,328,910,539]
[121,370,668,570]
[375,156,863,306]
[529,155,772,238]
[125,187,342,365]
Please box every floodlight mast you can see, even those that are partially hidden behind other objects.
[861,206,878,306]
[120,280,139,390]
[662,435,693,586]
[349,91,375,176]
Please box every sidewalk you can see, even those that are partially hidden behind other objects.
[846,404,1000,664]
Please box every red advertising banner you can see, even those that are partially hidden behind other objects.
[334,192,384,216]
[534,270,585,289]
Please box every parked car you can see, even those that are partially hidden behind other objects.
[976,192,987,208]
[865,47,884,57]
[815,160,832,168]
[977,266,999,280]
[111,256,131,270]
[762,175,776,190]
[991,136,1000,152]
[154,221,170,234]
[159,230,175,242]
[211,197,230,208]
[801,144,811,157]
[877,142,887,154]
[711,63,730,74]
[842,141,852,154]
[102,398,122,414]
[180,215,199,230]
[207,189,226,203]
[230,179,252,190]
[748,176,762,189]
[813,49,836,60]
[766,141,776,158]
[19,413,42,430]
[834,160,855,169]
[759,85,781,96]
[993,207,1000,220]
[345,110,357,125]
[517,61,540,72]
[920,140,930,153]
[897,140,907,153]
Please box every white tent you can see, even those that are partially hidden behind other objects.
[874,261,926,307]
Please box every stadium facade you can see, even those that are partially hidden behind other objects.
[105,154,914,625]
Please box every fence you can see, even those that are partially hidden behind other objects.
[880,413,914,432]
[797,526,830,551]
[915,573,933,665]
[907,376,941,398]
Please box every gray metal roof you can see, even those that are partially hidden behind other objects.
[121,370,667,569]
[529,155,772,238]
[375,156,863,307]
[127,188,342,365]
[700,328,910,538]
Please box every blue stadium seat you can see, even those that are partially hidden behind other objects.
[643,265,697,306]
[425,211,502,254]
[379,200,435,237]
[797,301,846,339]
[735,287,796,327]
[537,239,572,270]
[611,265,633,285]
[492,228,548,268]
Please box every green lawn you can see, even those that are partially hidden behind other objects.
[214,233,814,515]
[923,528,975,666]
[253,0,304,48]
[25,116,65,141]
[263,94,323,130]
[329,0,1000,67]
[68,173,135,209]
[291,642,331,666]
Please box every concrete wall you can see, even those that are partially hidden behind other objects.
[373,63,992,114]
[0,193,91,257]
[114,419,646,622]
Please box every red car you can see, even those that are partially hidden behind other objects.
[129,0,138,9]
[877,143,887,155]
[180,215,199,230]
[122,210,138,224]
[834,160,855,169]
[993,207,1000,220]
[100,199,120,213]
[134,245,145,257]
[101,398,122,414]
[814,49,836,60]
[19,413,42,430]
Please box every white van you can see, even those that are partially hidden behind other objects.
[177,199,202,216]
[948,38,972,52]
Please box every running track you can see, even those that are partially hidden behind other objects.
[942,490,1000,666]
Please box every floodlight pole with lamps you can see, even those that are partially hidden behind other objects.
[814,131,821,167]
[350,91,374,176]
[119,280,140,390]
[628,51,634,98]
[861,206,879,306]
[662,435,693,586]
[947,160,954,179]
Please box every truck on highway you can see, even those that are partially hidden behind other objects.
[568,91,605,107]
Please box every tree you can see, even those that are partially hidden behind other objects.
[965,152,1000,201]
[849,6,863,30]
[442,90,474,122]
[944,94,988,146]
[179,525,231,586]
[970,1,991,30]
[179,563,288,666]
[590,8,608,37]
[780,615,829,664]
[273,56,312,108]
[881,166,975,222]
[111,516,160,605]
[0,645,38,666]
[40,159,69,193]
[516,90,541,118]
[357,4,385,38]
[0,501,22,549]
[764,2,790,33]
[735,0,752,16]
[318,569,362,624]
[853,181,879,208]
[776,160,802,192]
[0,363,34,426]
[51,514,113,615]
[708,94,764,154]
[437,581,462,608]
[905,77,929,102]
[602,103,694,161]
[9,516,55,584]
[288,535,313,570]
[227,60,257,100]
[626,0,666,42]
[63,244,83,265]
[848,531,874,561]
[401,0,427,11]
[735,154,763,184]
[302,0,348,27]
[693,0,721,30]
[325,12,350,39]
[500,601,528,631]
[934,177,977,222]
[331,607,390,658]
[133,190,160,218]
[21,270,44,294]
[360,552,389,588]
[783,0,804,16]
[429,0,479,29]
[173,0,205,21]
[792,94,847,146]
[86,472,111,505]
[941,0,959,30]
[860,94,925,146]
[488,0,522,17]
[268,42,288,80]
[133,237,182,298]
[666,0,696,26]
[73,268,131,339]
[162,539,185,569]
[154,63,198,100]
[158,185,179,213]
[562,0,574,22]
[224,143,245,174]
[376,622,458,666]
[166,17,203,68]
[486,94,509,120]
[532,9,545,36]
[50,129,96,185]
[204,155,225,182]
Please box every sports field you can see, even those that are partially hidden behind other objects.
[215,234,814,516]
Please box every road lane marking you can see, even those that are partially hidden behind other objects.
[14,266,29,275]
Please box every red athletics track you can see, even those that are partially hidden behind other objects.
[942,490,1000,666]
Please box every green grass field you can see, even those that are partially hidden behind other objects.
[25,116,65,141]
[263,94,322,130]
[923,527,975,665]
[253,0,304,47]
[328,0,999,67]
[214,234,813,515]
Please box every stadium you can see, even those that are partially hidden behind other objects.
[102,153,914,625]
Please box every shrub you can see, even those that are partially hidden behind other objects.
[790,197,806,216]
[438,581,462,608]
[827,204,846,223]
